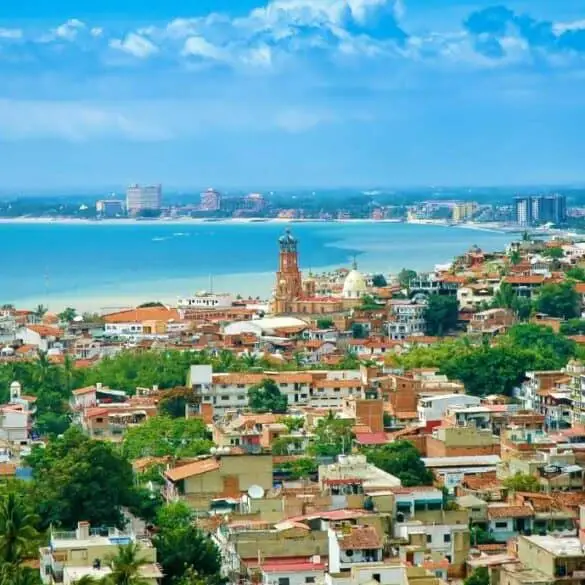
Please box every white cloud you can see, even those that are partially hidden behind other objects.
[182,36,226,60]
[0,28,23,40]
[553,19,585,35]
[90,27,104,38]
[53,18,86,41]
[0,99,170,141]
[110,33,159,58]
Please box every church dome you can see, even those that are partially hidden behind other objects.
[342,261,367,299]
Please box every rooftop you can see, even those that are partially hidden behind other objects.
[523,535,585,557]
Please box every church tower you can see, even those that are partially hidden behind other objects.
[273,229,303,314]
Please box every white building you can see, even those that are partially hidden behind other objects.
[223,317,309,337]
[418,394,481,427]
[260,558,326,585]
[178,292,234,310]
[328,524,383,573]
[189,366,363,415]
[126,184,162,216]
[385,300,427,340]
[342,263,368,299]
[17,325,64,352]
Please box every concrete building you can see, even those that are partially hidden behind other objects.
[126,184,162,216]
[319,454,401,491]
[96,199,124,217]
[417,394,482,430]
[452,202,478,223]
[385,300,427,340]
[39,521,162,584]
[178,292,234,311]
[200,188,222,212]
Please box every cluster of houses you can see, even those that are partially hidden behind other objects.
[8,231,585,584]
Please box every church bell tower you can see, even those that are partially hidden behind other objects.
[273,229,303,314]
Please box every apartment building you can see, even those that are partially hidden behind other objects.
[189,365,364,417]
[385,300,427,340]
[39,521,162,584]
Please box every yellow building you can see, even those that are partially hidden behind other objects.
[452,202,478,223]
[39,521,162,584]
[164,453,273,511]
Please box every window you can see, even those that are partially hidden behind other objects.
[278,579,290,585]
[96,418,103,423]
[305,578,315,584]
[443,534,451,543]
[237,384,245,388]
[426,534,432,543]
[373,574,381,583]
[495,521,508,529]
[237,395,246,401]
[221,395,229,401]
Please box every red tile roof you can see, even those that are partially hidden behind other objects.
[103,307,180,323]
[26,325,63,337]
[354,432,389,446]
[487,505,534,519]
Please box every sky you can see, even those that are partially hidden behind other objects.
[1,0,585,190]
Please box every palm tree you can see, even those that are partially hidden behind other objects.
[34,350,53,388]
[104,543,149,585]
[34,304,48,320]
[0,492,39,565]
[240,353,259,369]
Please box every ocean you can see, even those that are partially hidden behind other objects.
[0,221,515,311]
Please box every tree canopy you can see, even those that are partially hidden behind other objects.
[248,379,288,413]
[424,295,459,336]
[535,282,580,320]
[464,567,490,585]
[503,472,540,493]
[309,412,354,458]
[362,441,433,487]
[372,274,387,287]
[27,427,134,530]
[398,268,417,289]
[122,416,212,459]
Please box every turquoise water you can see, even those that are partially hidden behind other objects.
[0,222,514,311]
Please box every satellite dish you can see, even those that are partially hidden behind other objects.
[73,315,83,322]
[248,485,265,500]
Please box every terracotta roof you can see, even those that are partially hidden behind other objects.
[165,458,220,482]
[0,463,16,476]
[84,407,111,419]
[15,344,37,354]
[338,526,381,550]
[487,505,534,519]
[354,432,389,445]
[504,276,545,285]
[313,379,362,388]
[261,560,326,573]
[26,325,63,337]
[212,373,313,385]
[575,283,585,294]
[103,307,180,323]
[73,386,97,396]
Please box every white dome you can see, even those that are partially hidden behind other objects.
[342,266,367,299]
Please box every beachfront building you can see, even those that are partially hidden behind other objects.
[126,184,162,216]
[96,199,124,218]
[200,188,222,212]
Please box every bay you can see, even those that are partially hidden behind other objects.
[0,221,514,311]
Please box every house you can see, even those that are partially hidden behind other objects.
[39,521,162,584]
[327,525,383,573]
[487,503,534,542]
[164,453,273,511]
[417,394,481,430]
[467,308,515,336]
[17,325,64,352]
[102,306,182,338]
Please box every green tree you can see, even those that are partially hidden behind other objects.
[464,567,490,585]
[359,295,381,311]
[503,472,540,493]
[137,302,165,308]
[316,318,334,329]
[153,503,222,585]
[351,323,367,339]
[503,324,575,365]
[33,305,48,320]
[362,441,433,487]
[0,492,39,565]
[566,267,585,282]
[398,269,417,289]
[309,412,354,458]
[104,542,150,585]
[122,416,212,459]
[535,282,580,319]
[372,274,387,287]
[58,307,77,322]
[509,249,522,265]
[561,319,585,335]
[27,427,134,530]
[424,295,459,336]
[278,416,304,432]
[248,379,288,413]
[542,247,564,260]
[492,282,515,309]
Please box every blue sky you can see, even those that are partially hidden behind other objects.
[1,0,585,190]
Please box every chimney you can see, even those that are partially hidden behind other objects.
[77,521,90,540]
[96,383,103,391]
[152,384,159,392]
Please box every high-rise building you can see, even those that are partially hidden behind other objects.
[514,194,567,226]
[200,188,222,212]
[452,202,478,223]
[514,196,533,226]
[96,199,124,218]
[126,184,162,216]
